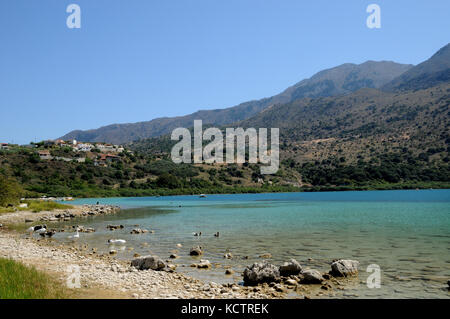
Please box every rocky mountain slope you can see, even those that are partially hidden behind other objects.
[383,43,450,92]
[60,61,412,144]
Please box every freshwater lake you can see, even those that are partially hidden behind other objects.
[56,189,450,298]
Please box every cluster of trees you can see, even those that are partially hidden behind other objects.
[298,152,449,186]
[0,176,23,207]
[1,139,449,199]
[0,150,262,197]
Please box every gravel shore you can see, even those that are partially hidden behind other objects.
[0,204,120,225]
[0,206,297,299]
[0,204,350,299]
[0,230,291,298]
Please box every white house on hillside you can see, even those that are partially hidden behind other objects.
[75,143,94,152]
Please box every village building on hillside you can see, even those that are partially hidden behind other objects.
[116,146,125,153]
[95,153,121,167]
[35,139,126,155]
[75,143,94,152]
[38,150,52,160]
[0,143,9,150]
[54,139,67,147]
[96,143,124,153]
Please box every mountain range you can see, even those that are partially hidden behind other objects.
[5,43,449,197]
[128,43,449,184]
[62,45,450,144]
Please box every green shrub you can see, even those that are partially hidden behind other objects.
[156,173,180,189]
[0,176,23,207]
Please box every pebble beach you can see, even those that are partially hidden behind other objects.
[0,204,337,299]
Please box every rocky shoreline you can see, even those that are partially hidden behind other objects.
[0,231,289,298]
[0,204,120,225]
[0,205,363,299]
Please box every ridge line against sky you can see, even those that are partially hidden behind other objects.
[0,0,449,144]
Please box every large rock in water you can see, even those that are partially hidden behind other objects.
[190,246,203,256]
[131,255,166,271]
[243,262,280,286]
[196,259,212,269]
[279,259,302,276]
[301,269,324,284]
[331,259,360,277]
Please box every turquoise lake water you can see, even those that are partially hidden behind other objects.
[56,189,450,298]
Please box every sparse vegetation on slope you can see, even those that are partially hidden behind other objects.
[60,61,413,144]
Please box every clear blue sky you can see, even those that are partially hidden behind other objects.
[0,0,449,144]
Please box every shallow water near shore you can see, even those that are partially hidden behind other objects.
[54,190,450,298]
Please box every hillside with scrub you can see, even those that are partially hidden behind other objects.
[1,44,449,199]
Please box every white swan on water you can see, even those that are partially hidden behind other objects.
[108,239,126,244]
[68,229,80,239]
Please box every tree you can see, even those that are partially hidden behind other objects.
[0,176,23,207]
[156,173,180,189]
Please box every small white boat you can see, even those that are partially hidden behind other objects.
[199,194,206,198]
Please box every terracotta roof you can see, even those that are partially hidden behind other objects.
[99,154,119,160]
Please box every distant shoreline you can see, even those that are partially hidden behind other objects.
[48,181,450,200]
